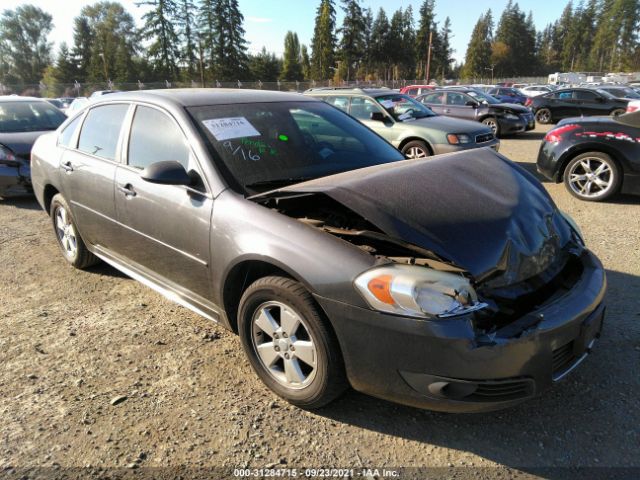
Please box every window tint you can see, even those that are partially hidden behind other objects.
[58,115,82,148]
[573,90,599,100]
[78,104,129,160]
[407,88,418,95]
[128,106,190,170]
[324,96,350,113]
[446,92,468,106]
[350,97,381,120]
[422,93,444,104]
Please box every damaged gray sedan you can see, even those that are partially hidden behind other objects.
[31,90,606,412]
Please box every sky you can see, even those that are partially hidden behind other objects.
[3,0,570,63]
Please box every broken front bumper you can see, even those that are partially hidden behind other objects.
[316,250,606,413]
[0,161,32,197]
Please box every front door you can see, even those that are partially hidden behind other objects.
[113,105,213,300]
[445,92,476,120]
[349,97,398,143]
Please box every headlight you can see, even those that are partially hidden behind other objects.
[446,133,472,145]
[503,113,519,120]
[354,264,488,318]
[0,144,17,165]
[560,210,584,244]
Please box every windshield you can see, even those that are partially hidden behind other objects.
[466,90,501,105]
[189,101,405,194]
[0,101,67,133]
[374,94,436,121]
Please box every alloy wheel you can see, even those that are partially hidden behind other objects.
[567,157,614,199]
[55,205,78,258]
[251,301,317,389]
[405,146,429,159]
[536,109,551,124]
[483,118,498,135]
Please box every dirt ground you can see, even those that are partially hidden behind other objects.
[1,125,639,479]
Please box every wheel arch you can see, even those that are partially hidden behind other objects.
[43,184,60,216]
[221,256,318,334]
[398,136,434,156]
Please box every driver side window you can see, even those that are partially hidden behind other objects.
[350,97,381,120]
[128,106,191,170]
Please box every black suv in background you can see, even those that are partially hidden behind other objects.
[417,88,535,136]
[529,88,629,124]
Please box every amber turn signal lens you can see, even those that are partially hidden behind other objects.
[367,275,395,305]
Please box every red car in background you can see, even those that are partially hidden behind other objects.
[400,85,435,97]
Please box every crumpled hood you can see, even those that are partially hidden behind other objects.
[0,131,50,159]
[414,115,490,133]
[268,148,573,285]
[491,103,531,114]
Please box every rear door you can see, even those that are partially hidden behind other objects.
[60,103,130,248]
[113,104,213,300]
[419,92,446,115]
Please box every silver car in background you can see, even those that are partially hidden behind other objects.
[304,88,499,158]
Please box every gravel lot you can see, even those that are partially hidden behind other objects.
[1,125,639,479]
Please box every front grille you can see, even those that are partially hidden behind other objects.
[468,378,535,402]
[552,341,577,376]
[476,132,494,144]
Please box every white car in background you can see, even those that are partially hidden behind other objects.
[520,85,553,97]
[626,99,640,113]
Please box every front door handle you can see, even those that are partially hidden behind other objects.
[61,161,73,172]
[117,184,137,197]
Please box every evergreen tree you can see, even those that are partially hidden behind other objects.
[370,8,390,80]
[338,0,366,81]
[310,0,337,80]
[493,1,535,76]
[281,31,303,80]
[72,16,93,82]
[361,7,373,78]
[461,10,493,79]
[248,47,280,81]
[198,0,249,80]
[0,5,53,84]
[137,0,180,80]
[415,0,439,80]
[437,17,454,79]
[176,0,197,78]
[301,45,311,80]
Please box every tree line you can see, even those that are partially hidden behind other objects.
[1,0,640,93]
[463,0,640,79]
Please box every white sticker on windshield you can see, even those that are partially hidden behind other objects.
[202,117,261,141]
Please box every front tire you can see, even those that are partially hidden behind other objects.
[50,194,99,269]
[238,276,348,409]
[401,140,431,159]
[563,152,621,201]
[535,108,552,124]
[482,116,500,136]
[610,108,625,117]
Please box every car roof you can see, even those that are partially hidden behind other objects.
[304,87,392,97]
[0,95,48,103]
[90,89,316,108]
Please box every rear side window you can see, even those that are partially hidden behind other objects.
[422,93,444,104]
[406,88,418,96]
[324,96,350,113]
[78,104,129,160]
[127,106,190,170]
[58,115,82,148]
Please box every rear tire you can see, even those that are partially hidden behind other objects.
[563,152,621,202]
[238,276,348,409]
[401,140,431,159]
[50,194,99,269]
[535,108,552,124]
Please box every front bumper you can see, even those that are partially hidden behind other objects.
[498,113,536,134]
[316,250,606,413]
[0,161,32,197]
[435,138,500,155]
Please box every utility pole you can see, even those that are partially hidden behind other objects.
[98,53,108,83]
[425,31,433,84]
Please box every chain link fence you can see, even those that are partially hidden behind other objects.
[0,77,550,98]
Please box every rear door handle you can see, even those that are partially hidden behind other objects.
[61,161,73,172]
[117,184,137,197]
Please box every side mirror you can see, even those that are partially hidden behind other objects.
[141,161,192,186]
[370,111,386,122]
[465,101,479,108]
